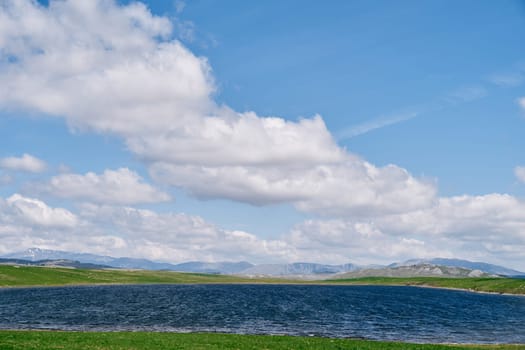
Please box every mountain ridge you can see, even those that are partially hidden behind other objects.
[335,263,497,279]
[390,258,523,276]
[2,248,523,277]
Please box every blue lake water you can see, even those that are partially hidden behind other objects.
[0,284,524,344]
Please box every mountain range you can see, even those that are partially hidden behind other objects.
[2,248,524,278]
[336,264,496,279]
[389,258,523,276]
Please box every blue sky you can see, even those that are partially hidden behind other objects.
[1,0,525,269]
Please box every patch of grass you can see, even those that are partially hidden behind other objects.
[323,276,525,295]
[0,265,288,287]
[0,331,523,350]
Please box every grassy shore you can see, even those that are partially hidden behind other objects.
[325,276,525,295]
[0,265,283,287]
[0,331,523,350]
[1,265,525,296]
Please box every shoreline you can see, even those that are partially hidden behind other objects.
[1,280,525,297]
[1,265,524,296]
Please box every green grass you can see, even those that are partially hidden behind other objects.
[0,265,290,287]
[0,331,523,350]
[324,276,525,295]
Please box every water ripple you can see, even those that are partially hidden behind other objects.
[0,284,524,344]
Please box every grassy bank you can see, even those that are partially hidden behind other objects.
[1,265,525,296]
[0,331,523,350]
[0,265,279,287]
[325,276,525,295]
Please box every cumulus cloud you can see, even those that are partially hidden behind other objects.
[0,0,435,217]
[0,0,211,136]
[1,193,525,270]
[35,168,171,205]
[286,219,450,265]
[379,194,525,240]
[0,194,295,264]
[376,194,525,267]
[1,194,77,228]
[285,193,525,269]
[0,154,47,173]
[77,204,296,262]
[151,159,436,216]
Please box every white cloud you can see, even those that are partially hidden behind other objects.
[0,154,47,173]
[77,204,295,263]
[379,194,525,240]
[375,194,525,268]
[151,159,436,216]
[515,166,525,183]
[0,0,210,137]
[36,168,170,205]
[284,193,525,269]
[0,195,295,264]
[286,219,451,265]
[0,0,435,217]
[0,193,524,270]
[1,194,77,228]
[131,112,345,167]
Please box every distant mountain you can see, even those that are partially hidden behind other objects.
[2,248,179,270]
[3,248,524,278]
[1,248,252,273]
[3,248,116,265]
[239,262,360,277]
[390,258,524,277]
[0,258,111,269]
[336,263,496,279]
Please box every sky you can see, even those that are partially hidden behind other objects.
[1,0,525,269]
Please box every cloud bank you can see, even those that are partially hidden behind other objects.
[1,193,525,269]
[0,0,524,269]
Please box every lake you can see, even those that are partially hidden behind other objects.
[0,284,524,343]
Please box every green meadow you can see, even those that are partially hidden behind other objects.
[0,331,523,350]
[0,265,280,287]
[324,276,525,295]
